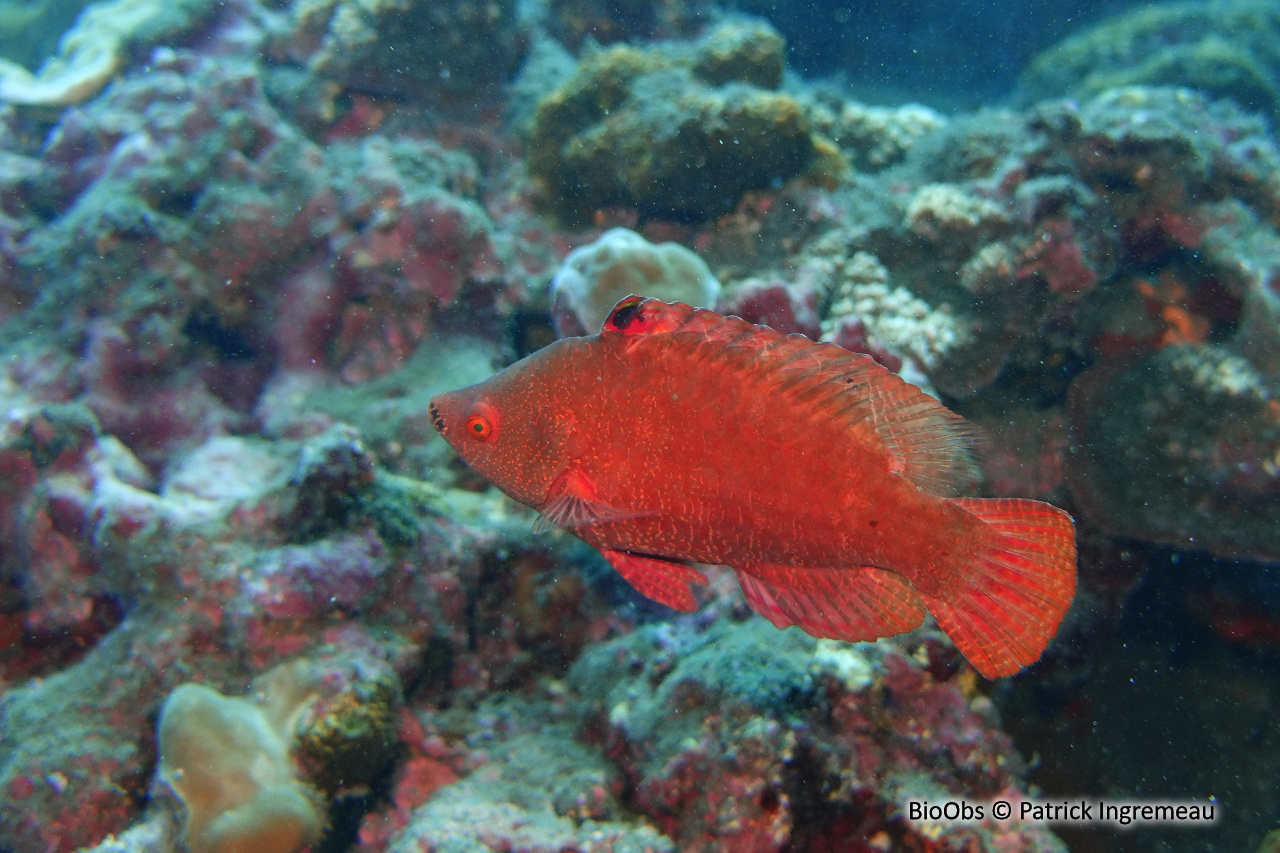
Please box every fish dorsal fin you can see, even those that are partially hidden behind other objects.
[601,295,979,496]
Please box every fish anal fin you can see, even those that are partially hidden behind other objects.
[600,297,979,496]
[536,468,653,533]
[737,564,926,642]
[921,497,1077,679]
[602,550,708,612]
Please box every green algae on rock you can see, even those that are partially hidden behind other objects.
[692,18,786,89]
[294,653,401,797]
[1017,0,1280,122]
[282,0,528,106]
[528,21,835,224]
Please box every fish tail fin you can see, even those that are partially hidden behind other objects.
[921,497,1077,679]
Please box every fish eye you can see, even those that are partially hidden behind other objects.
[464,402,498,442]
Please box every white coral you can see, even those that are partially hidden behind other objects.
[819,251,970,370]
[904,183,1008,240]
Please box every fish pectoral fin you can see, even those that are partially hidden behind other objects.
[602,550,708,613]
[534,495,653,534]
[536,468,653,534]
[736,564,926,642]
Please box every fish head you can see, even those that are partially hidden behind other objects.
[428,343,575,508]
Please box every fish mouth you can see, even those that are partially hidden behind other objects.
[428,400,446,435]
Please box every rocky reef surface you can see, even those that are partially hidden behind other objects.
[0,1,1278,853]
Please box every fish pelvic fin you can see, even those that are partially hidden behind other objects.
[602,550,708,612]
[737,564,926,641]
[920,497,1077,679]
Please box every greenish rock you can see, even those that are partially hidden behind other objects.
[357,470,452,548]
[389,718,673,853]
[692,18,786,90]
[11,402,99,467]
[295,655,401,795]
[528,23,827,224]
[1067,342,1280,562]
[285,424,378,543]
[569,617,821,763]
[1018,0,1280,122]
[297,335,499,480]
[283,0,528,106]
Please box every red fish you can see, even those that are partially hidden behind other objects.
[429,296,1076,678]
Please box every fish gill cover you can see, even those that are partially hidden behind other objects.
[0,1,1275,853]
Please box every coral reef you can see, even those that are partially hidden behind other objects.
[566,618,1065,852]
[157,663,324,853]
[4,0,1280,851]
[807,99,948,171]
[527,21,833,224]
[709,84,1280,573]
[351,618,1064,853]
[278,0,528,107]
[550,227,720,336]
[0,400,473,851]
[0,0,219,106]
[1018,0,1280,122]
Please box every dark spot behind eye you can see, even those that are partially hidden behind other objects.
[605,296,645,331]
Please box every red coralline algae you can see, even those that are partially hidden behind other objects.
[1015,218,1097,296]
[345,194,498,306]
[565,619,1064,853]
[824,315,905,373]
[717,277,822,339]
